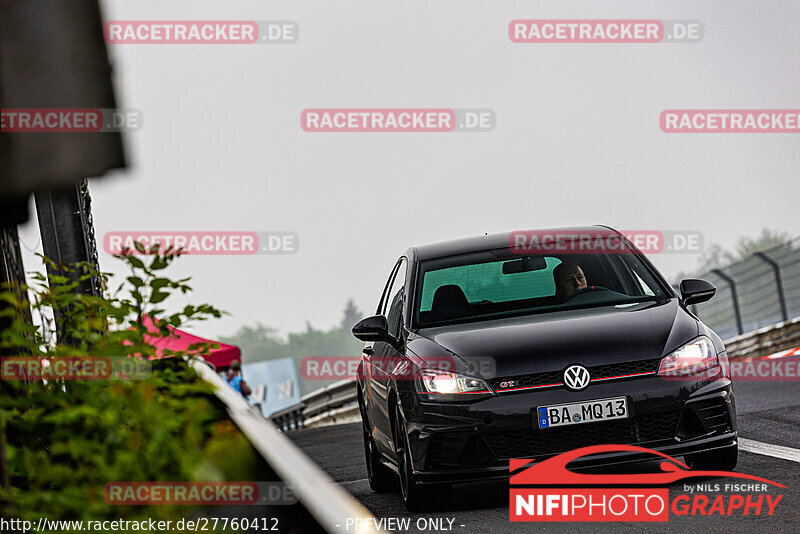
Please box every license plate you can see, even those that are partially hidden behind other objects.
[536,397,628,429]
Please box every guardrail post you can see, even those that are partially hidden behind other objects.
[712,269,743,335]
[753,251,789,322]
[269,402,308,432]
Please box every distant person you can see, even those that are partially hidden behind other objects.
[553,261,588,301]
[225,360,252,398]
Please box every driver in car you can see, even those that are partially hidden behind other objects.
[554,261,588,301]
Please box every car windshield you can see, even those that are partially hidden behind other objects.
[414,246,668,327]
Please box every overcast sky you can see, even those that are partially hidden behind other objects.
[17,0,800,340]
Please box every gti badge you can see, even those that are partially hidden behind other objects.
[563,365,591,391]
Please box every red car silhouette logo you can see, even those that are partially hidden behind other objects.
[510,444,785,487]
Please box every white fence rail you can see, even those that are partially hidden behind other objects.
[271,379,357,431]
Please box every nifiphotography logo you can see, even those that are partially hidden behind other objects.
[510,444,784,522]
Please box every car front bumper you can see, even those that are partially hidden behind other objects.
[400,375,736,485]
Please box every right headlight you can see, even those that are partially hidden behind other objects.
[657,336,719,377]
[417,369,492,401]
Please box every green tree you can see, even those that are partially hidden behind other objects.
[673,228,792,283]
[219,323,289,364]
[339,298,363,333]
[732,228,790,259]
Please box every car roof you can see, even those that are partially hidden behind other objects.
[407,225,620,261]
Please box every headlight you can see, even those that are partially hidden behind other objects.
[417,369,491,400]
[657,336,719,377]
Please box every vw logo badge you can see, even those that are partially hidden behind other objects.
[563,365,591,391]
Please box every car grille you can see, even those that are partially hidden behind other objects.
[483,410,680,460]
[638,411,683,441]
[489,358,661,391]
[590,359,662,379]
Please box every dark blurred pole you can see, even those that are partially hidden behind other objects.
[1,0,124,343]
[754,251,789,323]
[0,228,25,292]
[0,226,28,356]
[35,179,104,347]
[1,0,124,296]
[712,269,743,336]
[0,1,125,201]
[34,179,103,297]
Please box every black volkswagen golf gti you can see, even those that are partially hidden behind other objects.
[353,227,737,509]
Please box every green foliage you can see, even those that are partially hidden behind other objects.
[339,299,363,333]
[0,248,257,522]
[731,228,791,260]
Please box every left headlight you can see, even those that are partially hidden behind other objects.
[417,369,492,400]
[657,336,719,377]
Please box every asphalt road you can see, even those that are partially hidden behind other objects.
[289,366,800,533]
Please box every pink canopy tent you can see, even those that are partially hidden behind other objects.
[142,317,241,370]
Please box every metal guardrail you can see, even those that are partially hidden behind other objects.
[689,237,800,339]
[724,316,800,360]
[303,380,357,420]
[189,358,380,533]
[304,404,361,428]
[271,379,357,431]
[270,401,306,431]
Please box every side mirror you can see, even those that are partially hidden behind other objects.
[352,315,395,344]
[679,278,716,305]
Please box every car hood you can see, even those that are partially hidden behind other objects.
[407,298,698,380]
